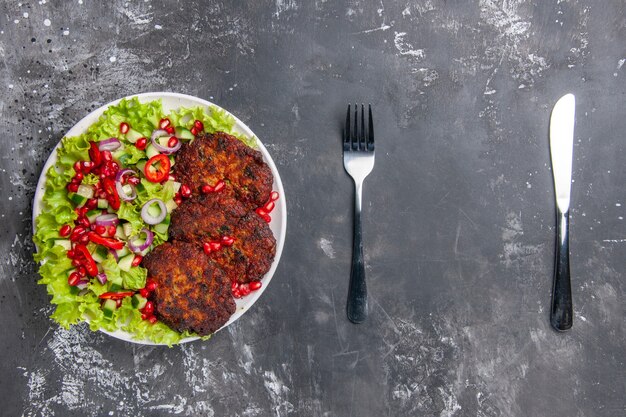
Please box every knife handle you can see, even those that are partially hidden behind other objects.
[551,209,573,331]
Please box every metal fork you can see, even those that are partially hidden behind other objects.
[343,104,375,324]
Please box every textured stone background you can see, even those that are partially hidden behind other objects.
[1,1,625,416]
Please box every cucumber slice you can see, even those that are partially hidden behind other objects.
[122,222,133,238]
[91,245,109,263]
[172,181,181,193]
[54,239,72,251]
[125,128,144,143]
[69,193,88,207]
[109,283,123,292]
[136,161,147,174]
[77,184,95,199]
[153,222,169,235]
[115,225,125,239]
[116,246,130,258]
[146,144,160,159]
[102,299,117,319]
[97,199,109,209]
[118,254,135,272]
[175,127,194,140]
[147,203,163,218]
[131,294,148,309]
[165,199,178,213]
[86,209,100,223]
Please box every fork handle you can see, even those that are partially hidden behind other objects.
[551,209,573,331]
[347,180,367,323]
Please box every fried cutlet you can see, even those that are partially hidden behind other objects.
[141,241,235,336]
[169,194,276,284]
[174,131,273,210]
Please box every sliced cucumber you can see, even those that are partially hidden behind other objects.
[131,294,148,309]
[175,127,195,140]
[116,246,130,259]
[77,184,95,199]
[136,160,147,174]
[69,193,89,207]
[172,181,181,193]
[97,199,109,209]
[122,222,133,238]
[91,245,109,263]
[125,128,144,143]
[102,299,117,319]
[118,254,135,272]
[115,225,125,240]
[146,144,160,159]
[86,209,101,223]
[165,199,178,213]
[147,203,163,218]
[109,283,123,292]
[153,222,169,235]
[54,239,72,251]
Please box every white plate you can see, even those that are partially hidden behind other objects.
[32,92,287,345]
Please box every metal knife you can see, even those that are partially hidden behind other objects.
[549,93,576,331]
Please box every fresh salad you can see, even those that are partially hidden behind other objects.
[33,97,255,345]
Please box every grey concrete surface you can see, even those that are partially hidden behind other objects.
[1,0,625,416]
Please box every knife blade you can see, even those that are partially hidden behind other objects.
[549,93,575,331]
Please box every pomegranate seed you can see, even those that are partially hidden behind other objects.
[95,225,106,235]
[98,190,107,199]
[59,224,72,237]
[148,315,158,324]
[231,281,239,290]
[146,279,158,292]
[99,173,107,180]
[180,184,192,198]
[67,250,75,259]
[221,236,235,246]
[135,137,147,150]
[159,118,171,129]
[201,184,214,194]
[79,234,90,245]
[190,126,198,136]
[203,242,212,255]
[264,201,275,213]
[143,301,154,314]
[72,259,82,267]
[139,288,150,298]
[165,126,175,135]
[141,313,149,320]
[120,122,130,134]
[127,176,140,185]
[239,284,250,296]
[107,225,117,236]
[68,272,81,286]
[110,162,120,173]
[167,136,179,148]
[89,224,97,231]
[194,120,204,130]
[67,183,79,193]
[102,150,112,162]
[74,171,84,181]
[73,161,82,173]
[86,198,98,209]
[116,299,123,308]
[209,241,222,252]
[256,208,267,217]
[77,266,87,277]
[232,289,241,298]
[213,180,225,193]
[270,191,279,201]
[78,217,90,228]
[249,280,262,291]
[174,196,182,205]
[82,161,94,172]
[131,255,143,267]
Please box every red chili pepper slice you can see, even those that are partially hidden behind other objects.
[88,232,125,250]
[73,244,98,277]
[99,291,134,300]
[101,178,120,210]
[144,154,171,183]
[88,141,102,167]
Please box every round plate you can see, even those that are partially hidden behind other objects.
[32,92,287,345]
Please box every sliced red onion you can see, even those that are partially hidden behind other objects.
[76,280,90,290]
[128,228,154,253]
[95,213,119,227]
[96,273,108,285]
[141,199,167,225]
[115,169,138,202]
[151,129,181,154]
[98,137,121,151]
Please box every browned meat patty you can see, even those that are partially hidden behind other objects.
[175,131,273,210]
[141,241,235,336]
[169,193,276,284]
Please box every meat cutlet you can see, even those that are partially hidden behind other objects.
[141,241,235,336]
[175,131,273,210]
[169,193,276,284]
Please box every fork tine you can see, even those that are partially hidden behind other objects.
[360,104,366,150]
[344,104,351,150]
[352,103,358,150]
[368,104,374,151]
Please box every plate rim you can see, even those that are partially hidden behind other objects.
[32,92,287,345]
